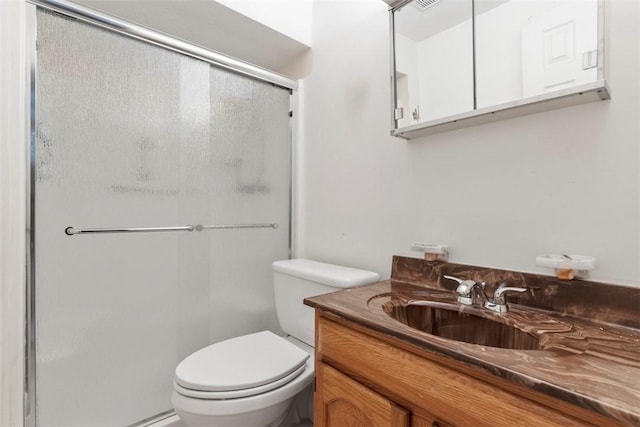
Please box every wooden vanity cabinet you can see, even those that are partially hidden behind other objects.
[315,363,409,427]
[313,310,621,427]
[316,359,451,427]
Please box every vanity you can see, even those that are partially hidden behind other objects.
[305,256,640,426]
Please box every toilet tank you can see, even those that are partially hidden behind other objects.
[272,259,379,347]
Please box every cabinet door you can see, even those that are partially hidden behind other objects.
[315,362,409,427]
[412,414,454,427]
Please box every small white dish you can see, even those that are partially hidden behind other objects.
[535,254,595,270]
[536,254,595,280]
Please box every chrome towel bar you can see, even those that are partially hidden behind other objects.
[65,223,278,236]
[196,223,278,231]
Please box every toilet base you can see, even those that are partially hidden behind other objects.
[278,383,313,426]
[174,397,291,427]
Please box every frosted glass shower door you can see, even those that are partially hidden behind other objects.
[34,6,293,426]
[207,69,292,344]
[35,10,212,426]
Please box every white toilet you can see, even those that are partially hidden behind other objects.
[171,259,380,427]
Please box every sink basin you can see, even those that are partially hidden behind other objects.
[383,300,542,350]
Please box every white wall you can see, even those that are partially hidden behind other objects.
[299,0,640,287]
[0,0,27,425]
[216,0,312,46]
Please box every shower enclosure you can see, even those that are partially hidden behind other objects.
[26,2,295,426]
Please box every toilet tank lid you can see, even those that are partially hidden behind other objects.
[272,259,380,288]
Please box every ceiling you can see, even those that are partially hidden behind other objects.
[69,0,310,74]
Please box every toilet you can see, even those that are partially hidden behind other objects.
[171,259,380,427]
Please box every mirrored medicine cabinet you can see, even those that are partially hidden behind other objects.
[388,0,610,139]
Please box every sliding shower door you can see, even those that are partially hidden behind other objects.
[207,68,291,344]
[33,7,291,426]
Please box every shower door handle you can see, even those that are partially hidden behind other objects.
[65,223,278,235]
[65,225,195,235]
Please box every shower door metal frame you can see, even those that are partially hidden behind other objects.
[24,2,37,426]
[24,1,297,425]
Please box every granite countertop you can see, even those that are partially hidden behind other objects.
[305,256,640,426]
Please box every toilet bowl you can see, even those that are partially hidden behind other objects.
[172,333,314,427]
[172,259,379,427]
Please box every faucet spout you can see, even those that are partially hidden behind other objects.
[471,282,488,305]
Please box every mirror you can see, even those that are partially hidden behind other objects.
[393,0,474,125]
[391,0,608,138]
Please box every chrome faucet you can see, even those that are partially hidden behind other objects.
[444,276,527,313]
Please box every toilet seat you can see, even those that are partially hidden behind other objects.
[174,364,306,399]
[172,336,315,421]
[174,331,310,399]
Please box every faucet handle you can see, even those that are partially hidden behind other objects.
[484,284,527,313]
[493,285,527,304]
[443,275,463,284]
[444,275,477,305]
